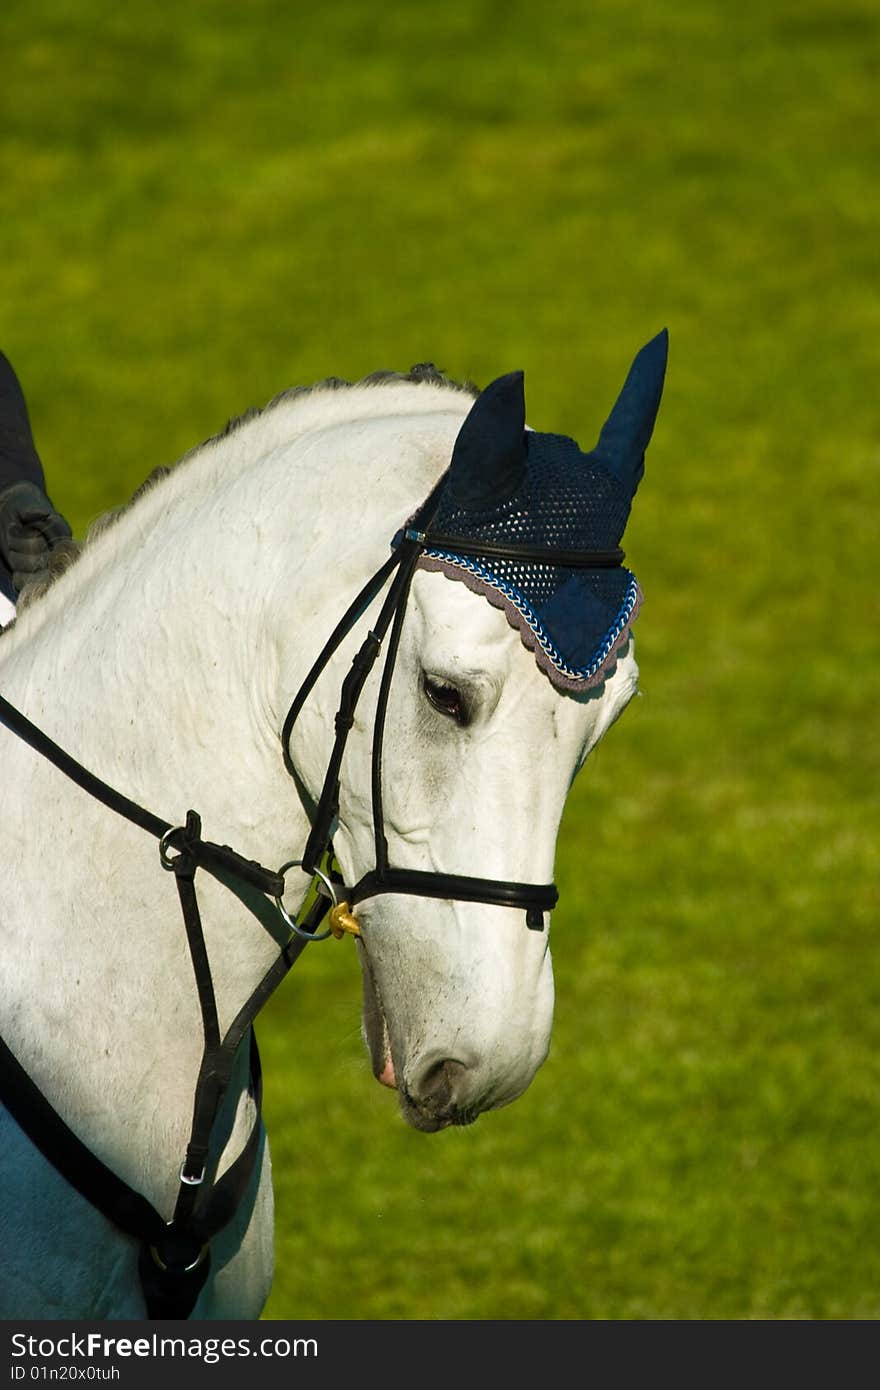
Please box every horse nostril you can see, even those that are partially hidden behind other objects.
[412,1058,469,1113]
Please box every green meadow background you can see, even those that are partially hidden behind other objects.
[2,0,878,1319]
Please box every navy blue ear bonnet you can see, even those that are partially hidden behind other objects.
[410,330,668,693]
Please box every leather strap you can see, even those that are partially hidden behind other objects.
[0,1026,264,1318]
[0,711,305,1318]
[351,867,556,929]
[0,693,284,897]
[420,533,625,568]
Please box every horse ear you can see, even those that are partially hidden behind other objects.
[447,370,527,509]
[591,329,668,496]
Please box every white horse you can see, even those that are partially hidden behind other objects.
[0,340,664,1318]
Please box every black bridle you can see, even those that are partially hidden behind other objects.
[281,523,625,931]
[0,503,623,1319]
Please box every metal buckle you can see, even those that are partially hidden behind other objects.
[150,1223,208,1274]
[159,826,184,871]
[179,1161,206,1186]
[275,860,338,942]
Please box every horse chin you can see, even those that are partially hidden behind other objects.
[396,1086,484,1133]
[359,943,462,1131]
[358,941,507,1133]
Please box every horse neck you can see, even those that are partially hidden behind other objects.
[0,391,461,1199]
[2,467,297,863]
[0,476,302,1197]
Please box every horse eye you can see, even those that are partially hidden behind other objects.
[422,674,468,726]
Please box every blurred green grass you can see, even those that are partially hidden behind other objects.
[2,0,878,1319]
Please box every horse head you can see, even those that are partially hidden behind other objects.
[0,331,667,1320]
[287,332,667,1131]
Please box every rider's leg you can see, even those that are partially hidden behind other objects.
[0,351,72,602]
